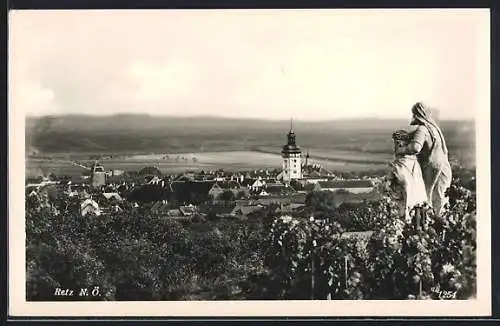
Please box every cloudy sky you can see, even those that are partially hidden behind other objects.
[10,9,489,120]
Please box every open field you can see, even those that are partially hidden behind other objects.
[26,150,389,178]
[25,115,475,177]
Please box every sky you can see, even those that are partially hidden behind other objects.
[9,9,489,120]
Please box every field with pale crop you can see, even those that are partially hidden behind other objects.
[26,150,389,178]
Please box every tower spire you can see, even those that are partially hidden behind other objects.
[290,117,293,132]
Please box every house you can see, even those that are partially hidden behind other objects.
[265,183,293,196]
[256,196,292,206]
[240,178,253,187]
[230,205,262,218]
[100,202,124,215]
[257,189,270,197]
[150,200,170,214]
[102,192,123,202]
[317,180,374,194]
[208,183,223,198]
[179,204,197,216]
[27,189,39,199]
[112,205,123,213]
[174,175,194,182]
[235,199,255,206]
[241,178,266,191]
[146,175,162,185]
[277,203,305,213]
[65,187,79,198]
[166,209,182,217]
[194,175,206,181]
[302,170,330,184]
[208,181,245,199]
[80,198,101,217]
[112,169,125,176]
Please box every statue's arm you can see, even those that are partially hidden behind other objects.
[405,126,427,154]
[405,142,422,154]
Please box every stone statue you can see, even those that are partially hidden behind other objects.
[388,129,428,221]
[403,102,452,216]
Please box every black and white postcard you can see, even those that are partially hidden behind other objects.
[8,8,491,317]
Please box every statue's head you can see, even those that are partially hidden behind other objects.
[411,102,431,125]
[392,129,409,147]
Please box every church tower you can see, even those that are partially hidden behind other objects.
[281,119,302,182]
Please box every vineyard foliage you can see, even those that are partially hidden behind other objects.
[26,167,476,300]
[264,173,477,300]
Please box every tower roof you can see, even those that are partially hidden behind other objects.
[282,118,301,154]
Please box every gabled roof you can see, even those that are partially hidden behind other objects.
[146,175,162,184]
[306,170,323,178]
[167,209,182,217]
[289,203,305,210]
[150,201,170,212]
[102,192,123,201]
[80,198,99,209]
[240,178,257,187]
[209,183,222,191]
[217,181,242,189]
[265,182,284,187]
[251,179,266,186]
[179,205,197,216]
[231,205,262,216]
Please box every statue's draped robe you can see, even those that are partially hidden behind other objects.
[389,154,428,221]
[410,126,452,216]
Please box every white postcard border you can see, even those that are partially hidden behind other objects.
[8,8,492,317]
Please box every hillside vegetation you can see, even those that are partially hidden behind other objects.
[26,167,476,300]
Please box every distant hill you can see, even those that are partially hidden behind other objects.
[25,114,475,161]
[26,114,417,133]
